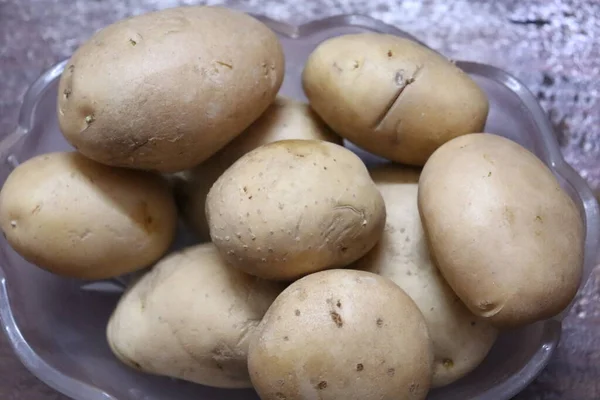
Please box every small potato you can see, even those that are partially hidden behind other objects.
[0,152,177,279]
[176,96,341,241]
[354,165,497,387]
[303,33,488,166]
[418,133,584,328]
[206,140,386,280]
[248,269,433,400]
[58,6,284,172]
[107,243,284,388]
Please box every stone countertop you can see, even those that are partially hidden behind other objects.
[0,0,598,399]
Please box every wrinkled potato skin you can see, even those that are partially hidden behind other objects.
[418,133,584,328]
[354,165,497,387]
[0,152,177,279]
[176,96,341,241]
[206,140,386,281]
[58,6,284,172]
[303,33,488,166]
[248,269,433,400]
[107,243,284,388]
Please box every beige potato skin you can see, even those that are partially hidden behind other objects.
[354,165,497,387]
[107,243,284,388]
[206,139,386,281]
[302,33,489,166]
[58,6,284,172]
[418,133,584,328]
[0,152,177,279]
[248,269,433,400]
[176,96,341,241]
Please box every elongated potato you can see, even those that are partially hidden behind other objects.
[418,133,584,328]
[354,165,497,387]
[58,6,284,172]
[248,269,433,400]
[0,152,177,279]
[107,243,284,388]
[176,96,341,241]
[206,139,386,281]
[303,33,488,166]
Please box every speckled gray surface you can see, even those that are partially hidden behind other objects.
[0,0,599,399]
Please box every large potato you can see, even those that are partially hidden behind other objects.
[418,133,584,328]
[302,33,488,166]
[107,243,284,388]
[354,165,497,387]
[248,269,433,400]
[206,140,386,281]
[0,152,177,279]
[58,6,284,172]
[176,96,341,241]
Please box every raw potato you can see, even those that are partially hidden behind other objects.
[418,133,584,328]
[303,33,489,166]
[58,6,284,172]
[248,269,433,400]
[176,96,341,241]
[206,139,386,280]
[354,165,497,387]
[107,243,284,388]
[0,152,177,279]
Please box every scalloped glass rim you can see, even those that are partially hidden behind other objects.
[0,13,598,400]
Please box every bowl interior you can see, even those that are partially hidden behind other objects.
[1,14,597,400]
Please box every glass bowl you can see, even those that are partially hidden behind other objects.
[0,13,598,400]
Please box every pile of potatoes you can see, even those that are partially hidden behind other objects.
[0,6,585,400]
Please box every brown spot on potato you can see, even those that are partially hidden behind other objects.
[443,358,454,368]
[376,318,383,327]
[471,321,477,326]
[409,383,419,393]
[31,205,41,215]
[317,381,328,390]
[283,336,289,341]
[330,311,343,327]
[336,300,342,308]
[487,171,492,177]
[275,393,287,400]
[356,363,364,371]
[129,38,137,46]
[63,88,72,99]
[216,61,233,69]
[387,50,393,57]
[294,309,301,316]
[387,368,395,377]
[535,215,543,222]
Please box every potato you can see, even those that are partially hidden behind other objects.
[206,139,386,280]
[176,96,341,241]
[353,165,497,387]
[302,33,488,166]
[107,243,284,388]
[58,6,284,172]
[0,152,177,279]
[248,269,433,400]
[418,133,584,328]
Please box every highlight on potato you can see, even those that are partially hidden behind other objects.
[0,5,589,400]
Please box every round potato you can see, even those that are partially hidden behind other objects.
[354,165,497,387]
[302,33,488,166]
[0,152,177,279]
[58,6,284,172]
[176,96,341,241]
[418,133,584,328]
[107,243,284,388]
[206,139,386,280]
[248,269,433,400]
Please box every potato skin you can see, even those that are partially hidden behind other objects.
[107,243,284,388]
[58,6,284,172]
[176,96,341,241]
[0,152,177,279]
[418,133,584,328]
[302,33,488,166]
[206,139,386,281]
[248,269,433,400]
[354,165,497,387]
